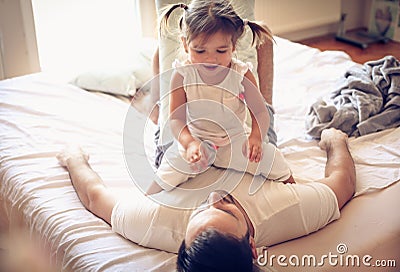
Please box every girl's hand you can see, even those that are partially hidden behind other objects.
[242,134,263,163]
[186,140,202,163]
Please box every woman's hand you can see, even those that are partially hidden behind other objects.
[242,134,263,163]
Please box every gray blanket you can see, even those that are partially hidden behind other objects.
[305,55,400,139]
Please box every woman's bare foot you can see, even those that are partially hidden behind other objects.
[318,128,348,151]
[56,146,89,167]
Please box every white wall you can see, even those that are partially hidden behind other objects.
[254,0,340,40]
[0,0,40,79]
[255,0,373,41]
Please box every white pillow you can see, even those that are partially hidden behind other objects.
[72,68,138,96]
[71,38,157,97]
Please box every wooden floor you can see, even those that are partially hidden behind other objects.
[299,32,400,64]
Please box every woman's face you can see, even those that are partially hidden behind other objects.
[185,191,249,245]
[183,31,235,71]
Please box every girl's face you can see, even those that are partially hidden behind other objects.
[183,31,235,70]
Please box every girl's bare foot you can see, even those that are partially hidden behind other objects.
[56,146,89,167]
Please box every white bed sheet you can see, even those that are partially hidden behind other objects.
[0,74,174,271]
[0,37,399,271]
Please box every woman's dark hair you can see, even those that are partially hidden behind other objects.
[160,0,272,47]
[177,228,253,272]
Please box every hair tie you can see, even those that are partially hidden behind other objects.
[243,19,249,26]
[180,3,188,10]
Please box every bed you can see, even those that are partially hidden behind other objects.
[0,36,399,272]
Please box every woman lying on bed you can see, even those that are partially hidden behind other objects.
[56,128,355,272]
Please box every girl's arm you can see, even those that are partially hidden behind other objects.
[242,70,270,162]
[242,70,270,140]
[169,71,191,147]
[169,71,201,162]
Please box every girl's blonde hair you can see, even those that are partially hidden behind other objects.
[159,0,273,47]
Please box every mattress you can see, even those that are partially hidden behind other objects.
[0,37,399,271]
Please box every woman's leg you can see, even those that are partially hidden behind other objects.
[57,147,116,224]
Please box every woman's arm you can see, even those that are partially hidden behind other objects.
[149,46,161,124]
[256,39,274,105]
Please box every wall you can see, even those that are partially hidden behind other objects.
[341,0,372,32]
[254,0,340,40]
[0,0,40,79]
[254,0,372,41]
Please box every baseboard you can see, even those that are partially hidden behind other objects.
[277,23,339,41]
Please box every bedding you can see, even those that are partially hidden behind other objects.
[70,38,157,97]
[0,36,399,271]
[305,55,400,138]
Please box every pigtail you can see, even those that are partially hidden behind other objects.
[245,20,274,47]
[159,3,188,37]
